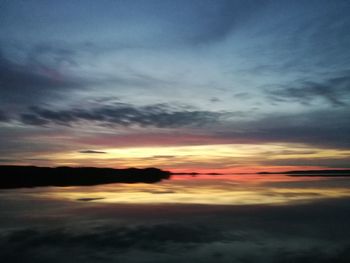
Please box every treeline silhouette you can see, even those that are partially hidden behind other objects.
[0,165,171,189]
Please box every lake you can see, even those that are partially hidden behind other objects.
[1,174,350,262]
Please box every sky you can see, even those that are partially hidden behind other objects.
[0,0,350,172]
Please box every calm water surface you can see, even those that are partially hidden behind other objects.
[1,174,350,262]
[2,173,349,205]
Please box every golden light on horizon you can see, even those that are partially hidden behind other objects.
[34,143,350,172]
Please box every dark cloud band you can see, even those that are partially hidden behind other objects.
[19,103,224,128]
[267,74,350,107]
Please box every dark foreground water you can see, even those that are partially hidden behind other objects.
[1,174,350,262]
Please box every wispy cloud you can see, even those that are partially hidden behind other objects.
[0,49,83,108]
[267,74,350,107]
[0,110,9,122]
[79,150,106,154]
[217,108,350,148]
[19,103,225,128]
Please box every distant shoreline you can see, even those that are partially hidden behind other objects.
[172,169,350,177]
[258,169,350,176]
[1,166,349,190]
[0,165,171,189]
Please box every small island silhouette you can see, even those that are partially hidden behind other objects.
[0,165,171,189]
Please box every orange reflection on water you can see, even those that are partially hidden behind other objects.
[45,174,350,206]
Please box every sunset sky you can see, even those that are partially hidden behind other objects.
[0,0,350,172]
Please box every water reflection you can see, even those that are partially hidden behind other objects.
[1,174,350,263]
[38,174,350,205]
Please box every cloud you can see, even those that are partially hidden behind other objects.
[0,110,9,122]
[272,246,350,263]
[0,49,84,109]
[74,132,234,148]
[76,197,105,202]
[151,155,176,159]
[262,157,350,168]
[79,150,106,154]
[210,97,220,103]
[267,74,350,106]
[26,43,78,68]
[0,159,16,163]
[19,103,225,128]
[182,0,267,45]
[13,102,350,152]
[217,108,350,148]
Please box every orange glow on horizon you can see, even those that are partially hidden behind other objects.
[14,143,350,173]
[167,165,330,174]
